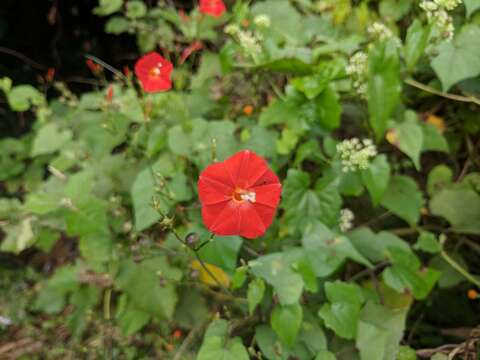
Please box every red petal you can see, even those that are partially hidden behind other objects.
[141,77,172,92]
[238,203,267,238]
[252,183,282,208]
[223,150,270,189]
[251,203,277,233]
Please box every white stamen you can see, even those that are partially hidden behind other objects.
[240,191,256,203]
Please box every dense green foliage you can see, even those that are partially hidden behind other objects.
[1,0,480,359]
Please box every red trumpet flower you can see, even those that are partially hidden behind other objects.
[199,0,226,17]
[198,150,282,239]
[134,52,174,93]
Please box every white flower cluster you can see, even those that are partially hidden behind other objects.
[254,14,271,28]
[346,52,368,95]
[339,208,355,232]
[224,24,240,35]
[336,138,377,172]
[238,30,263,54]
[420,0,462,41]
[367,22,394,41]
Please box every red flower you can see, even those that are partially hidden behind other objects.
[199,0,226,17]
[134,52,174,93]
[86,59,102,75]
[45,68,55,82]
[198,150,282,239]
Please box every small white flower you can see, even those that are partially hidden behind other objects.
[367,22,394,41]
[339,208,355,232]
[254,14,271,28]
[434,0,462,11]
[336,138,377,172]
[346,52,368,96]
[237,30,262,55]
[420,0,459,41]
[224,24,240,35]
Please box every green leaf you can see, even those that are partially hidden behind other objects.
[383,247,440,299]
[131,156,174,231]
[33,265,79,314]
[427,165,453,196]
[198,235,243,273]
[380,175,423,225]
[197,319,249,360]
[430,188,480,234]
[315,350,337,360]
[248,278,266,315]
[302,222,372,277]
[271,304,303,347]
[174,288,209,329]
[465,0,480,17]
[105,16,130,34]
[7,85,44,111]
[431,25,480,91]
[276,128,299,155]
[356,302,408,360]
[291,72,331,100]
[282,170,341,234]
[348,227,411,263]
[421,122,448,153]
[396,346,417,360]
[318,281,364,339]
[31,123,72,156]
[67,286,99,338]
[379,0,413,21]
[251,0,307,46]
[116,258,178,319]
[65,197,109,237]
[231,267,248,289]
[126,1,147,18]
[242,125,278,158]
[93,0,123,16]
[368,39,401,141]
[116,295,150,336]
[255,325,289,360]
[260,98,298,128]
[0,217,34,253]
[404,20,431,70]
[414,231,441,254]
[393,118,423,169]
[249,250,305,305]
[245,58,314,75]
[361,155,391,206]
[314,86,341,131]
[429,254,468,288]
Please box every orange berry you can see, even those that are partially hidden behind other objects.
[241,19,250,27]
[467,289,479,300]
[243,105,254,116]
[426,114,446,133]
[173,329,183,339]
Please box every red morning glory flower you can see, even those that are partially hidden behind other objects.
[198,150,282,239]
[134,52,173,93]
[199,0,226,17]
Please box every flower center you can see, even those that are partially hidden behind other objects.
[232,188,256,203]
[149,63,163,77]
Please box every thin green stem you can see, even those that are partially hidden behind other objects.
[405,78,480,106]
[103,288,112,320]
[441,250,480,288]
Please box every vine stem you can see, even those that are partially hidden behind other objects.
[441,250,480,288]
[147,164,233,295]
[405,78,480,106]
